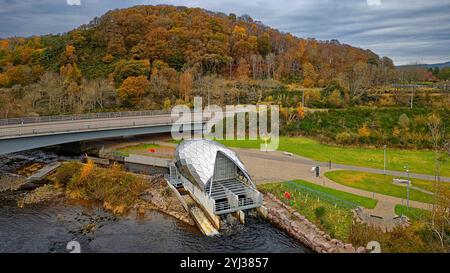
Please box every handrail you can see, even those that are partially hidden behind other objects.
[0,119,175,138]
[0,108,251,127]
[0,117,207,138]
[179,174,216,213]
[0,109,245,138]
[285,181,359,209]
[0,110,171,126]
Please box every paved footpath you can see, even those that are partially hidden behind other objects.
[233,148,437,219]
[234,148,450,182]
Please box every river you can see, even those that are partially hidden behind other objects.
[0,149,309,253]
[0,191,308,253]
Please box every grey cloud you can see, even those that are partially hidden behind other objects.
[0,0,449,65]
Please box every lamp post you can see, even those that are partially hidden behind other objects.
[383,145,387,175]
[404,165,410,209]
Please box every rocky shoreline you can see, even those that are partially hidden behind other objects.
[264,193,365,253]
[13,172,195,226]
[2,152,361,248]
[136,174,195,226]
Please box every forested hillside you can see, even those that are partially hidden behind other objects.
[0,5,403,117]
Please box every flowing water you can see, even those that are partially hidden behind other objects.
[0,149,309,253]
[0,191,309,253]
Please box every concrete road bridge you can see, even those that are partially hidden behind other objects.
[0,110,206,155]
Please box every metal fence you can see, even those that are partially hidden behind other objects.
[0,110,171,126]
[0,117,177,138]
[284,181,359,209]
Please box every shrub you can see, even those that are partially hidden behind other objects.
[358,124,371,138]
[398,113,410,129]
[53,161,82,186]
[326,89,343,108]
[314,206,326,219]
[160,186,173,197]
[335,132,352,145]
[65,161,148,214]
[347,221,442,253]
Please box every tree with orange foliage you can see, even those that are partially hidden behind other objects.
[296,105,305,120]
[0,40,9,50]
[233,25,247,38]
[236,58,250,79]
[5,65,32,86]
[179,70,193,102]
[0,73,10,87]
[118,75,150,107]
[60,63,82,85]
[358,124,371,138]
[63,45,77,64]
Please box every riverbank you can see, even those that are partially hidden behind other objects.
[0,189,308,253]
[17,166,194,226]
[264,193,364,253]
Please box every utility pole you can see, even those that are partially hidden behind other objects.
[404,165,410,209]
[407,170,410,209]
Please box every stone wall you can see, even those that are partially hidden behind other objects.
[264,193,365,253]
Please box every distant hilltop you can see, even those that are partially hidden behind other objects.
[398,61,450,69]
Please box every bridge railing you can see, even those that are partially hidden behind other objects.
[0,110,171,126]
[0,117,207,138]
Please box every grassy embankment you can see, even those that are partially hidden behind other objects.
[259,179,377,240]
[325,170,450,204]
[394,205,430,222]
[53,160,148,214]
[113,143,160,157]
[260,179,445,252]
[215,136,449,177]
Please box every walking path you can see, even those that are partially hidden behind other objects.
[233,148,434,222]
[235,148,450,182]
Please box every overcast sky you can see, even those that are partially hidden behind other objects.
[0,0,449,65]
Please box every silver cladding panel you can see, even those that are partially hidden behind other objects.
[175,139,251,188]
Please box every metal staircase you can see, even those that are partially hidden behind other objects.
[168,163,183,188]
[207,179,260,214]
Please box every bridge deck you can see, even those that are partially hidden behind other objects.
[0,110,242,155]
[0,114,177,138]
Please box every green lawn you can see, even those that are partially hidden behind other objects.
[259,179,363,240]
[395,205,430,222]
[216,136,449,177]
[324,170,448,204]
[282,180,378,209]
[115,143,161,156]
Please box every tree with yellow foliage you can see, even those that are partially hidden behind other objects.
[233,25,247,38]
[60,63,82,85]
[326,89,343,108]
[302,62,318,87]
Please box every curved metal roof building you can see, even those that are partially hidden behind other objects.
[171,139,262,215]
[174,139,252,190]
